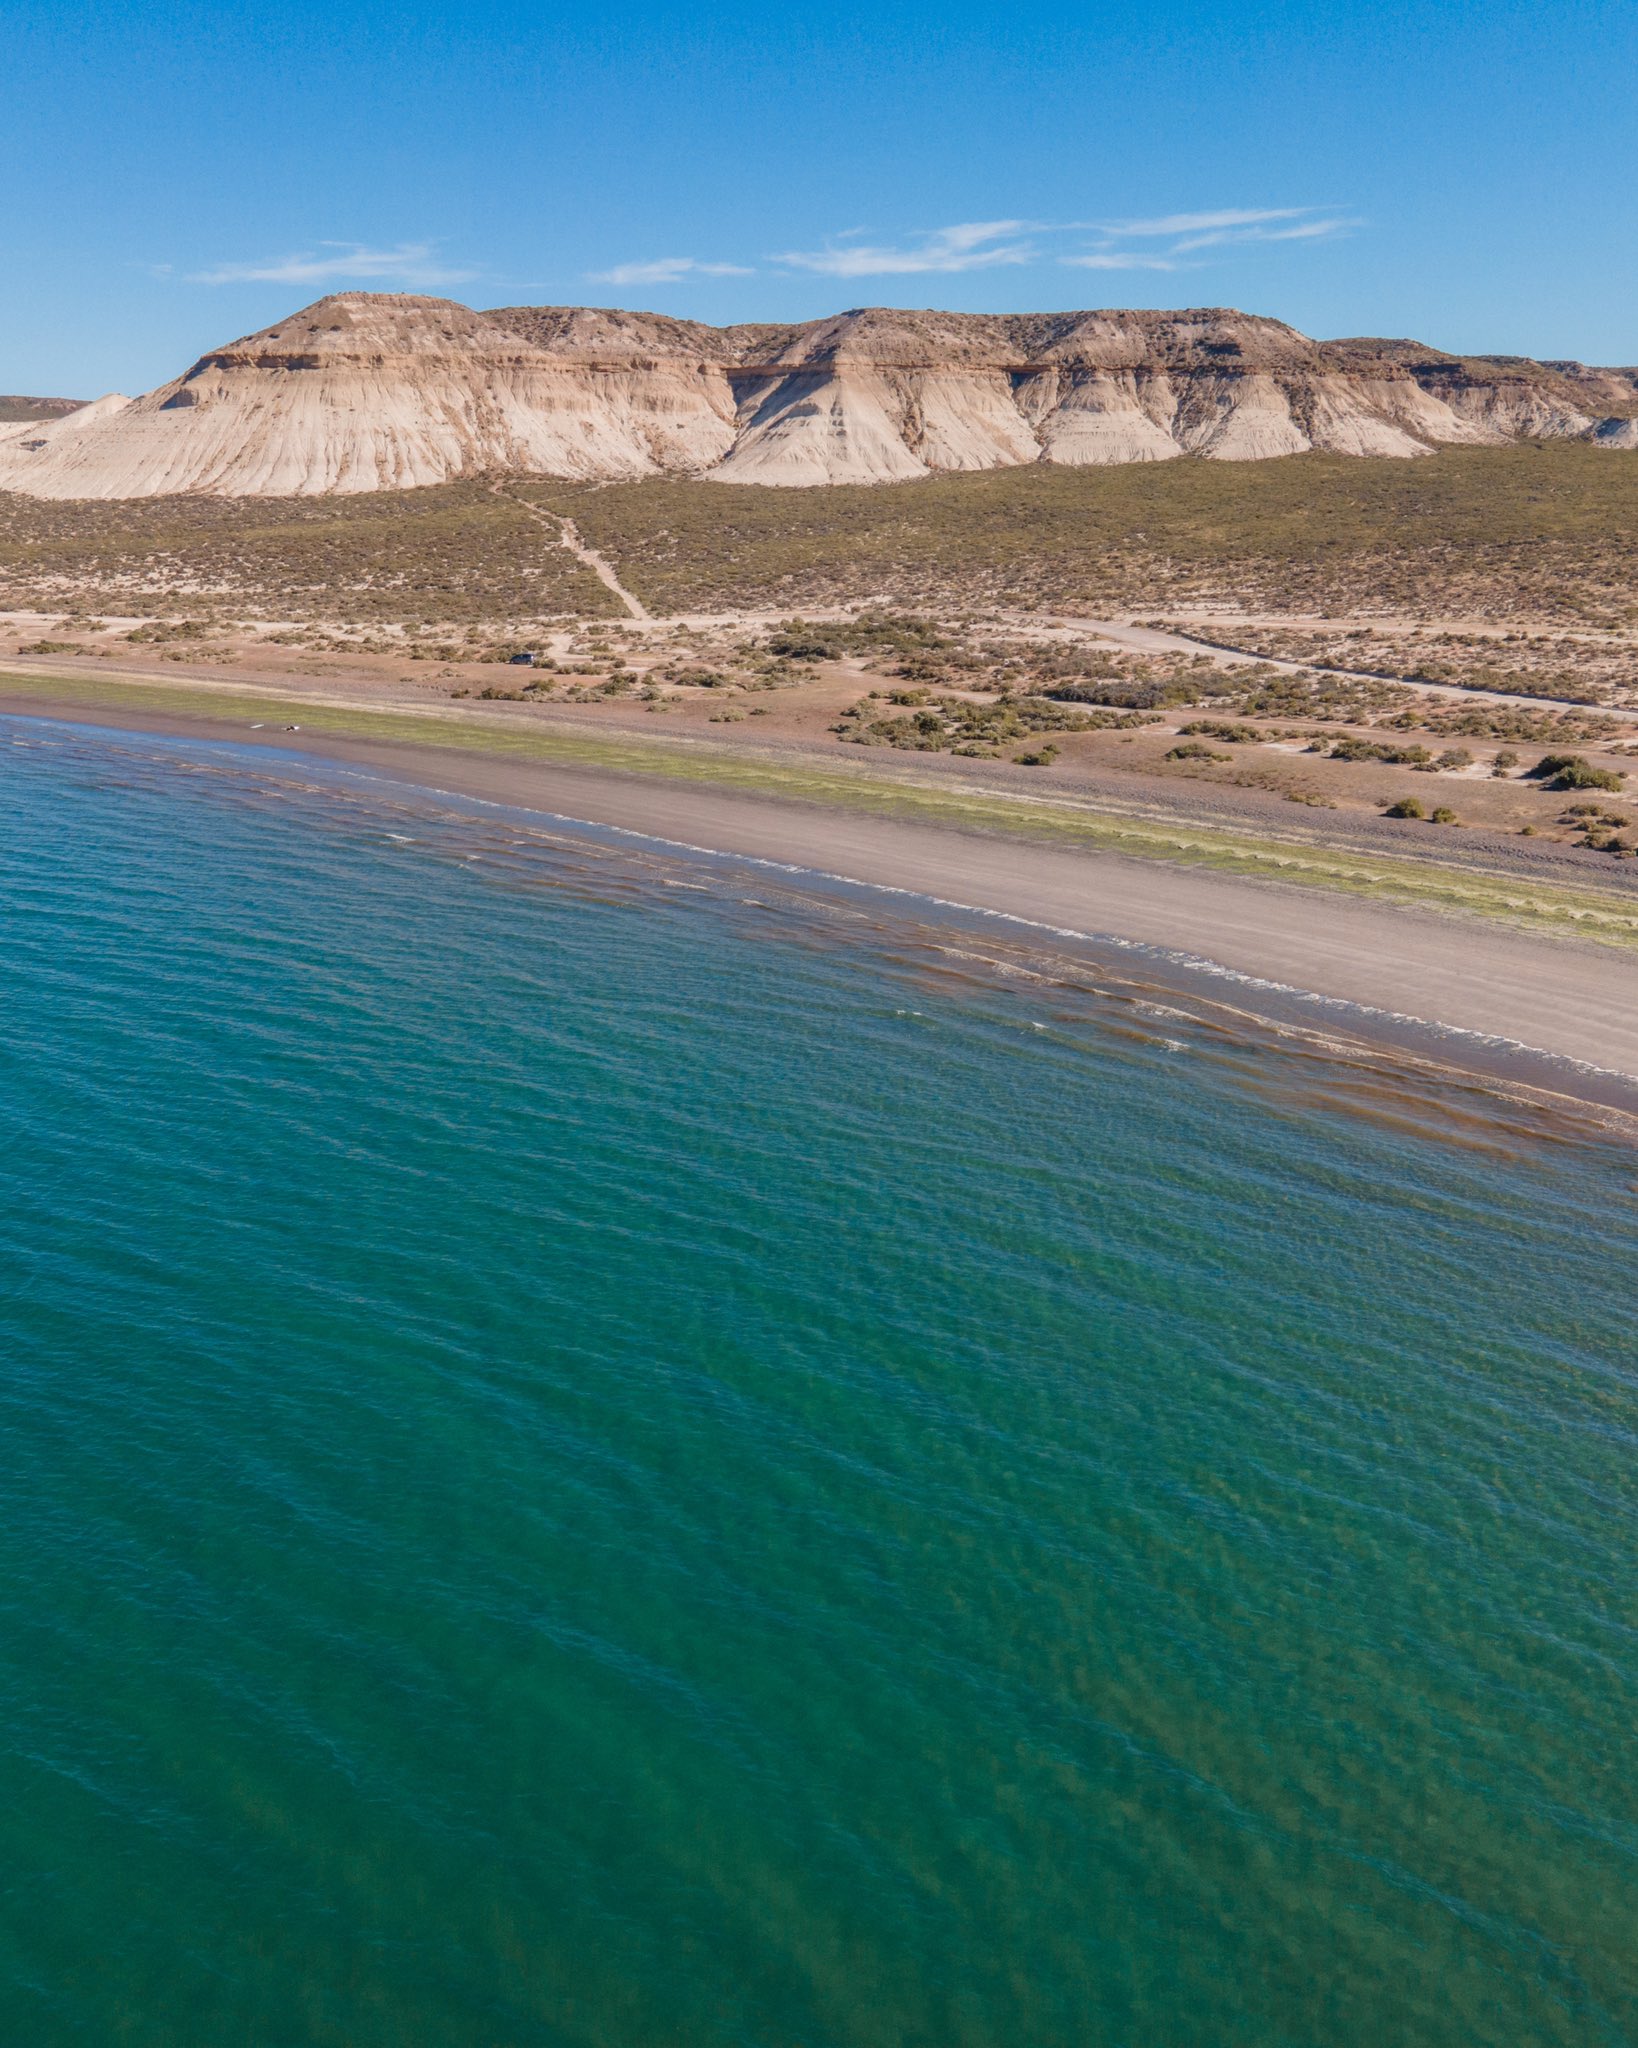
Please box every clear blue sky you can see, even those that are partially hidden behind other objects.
[6,0,1635,395]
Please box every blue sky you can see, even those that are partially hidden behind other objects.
[5,0,1635,395]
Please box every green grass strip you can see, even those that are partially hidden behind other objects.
[7,667,1638,949]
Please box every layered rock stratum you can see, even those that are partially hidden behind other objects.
[1,293,1634,497]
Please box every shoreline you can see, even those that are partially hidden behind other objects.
[6,680,1638,1111]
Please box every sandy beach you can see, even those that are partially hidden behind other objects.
[6,675,1637,1112]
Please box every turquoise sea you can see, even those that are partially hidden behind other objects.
[2,717,1635,2047]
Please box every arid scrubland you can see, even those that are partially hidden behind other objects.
[5,446,1637,862]
[2,446,1636,628]
[517,446,1638,624]
[0,482,621,623]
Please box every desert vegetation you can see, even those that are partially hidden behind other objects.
[6,447,1638,642]
[6,446,1638,864]
[518,446,1638,626]
[1160,619,1638,707]
[0,483,619,623]
[833,687,1152,757]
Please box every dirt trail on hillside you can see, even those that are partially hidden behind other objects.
[489,485,651,621]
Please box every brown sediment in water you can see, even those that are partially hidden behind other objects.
[725,901,1638,1142]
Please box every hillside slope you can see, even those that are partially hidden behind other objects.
[0,293,1632,497]
[0,394,89,423]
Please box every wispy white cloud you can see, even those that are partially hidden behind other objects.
[1061,251,1179,271]
[187,241,476,287]
[1171,218,1356,253]
[1098,207,1313,238]
[588,256,755,286]
[774,221,1036,277]
[1062,206,1355,271]
[585,208,1354,296]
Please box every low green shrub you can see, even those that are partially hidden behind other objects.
[1178,720,1261,743]
[834,690,1149,754]
[1530,753,1626,791]
[1330,737,1433,766]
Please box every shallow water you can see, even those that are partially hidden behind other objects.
[2,720,1635,2047]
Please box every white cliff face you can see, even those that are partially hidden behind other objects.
[0,298,740,497]
[1018,372,1182,465]
[0,293,1631,499]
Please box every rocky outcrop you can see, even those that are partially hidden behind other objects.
[1542,359,1638,413]
[0,293,1632,497]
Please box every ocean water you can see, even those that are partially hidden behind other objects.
[2,717,1635,2048]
